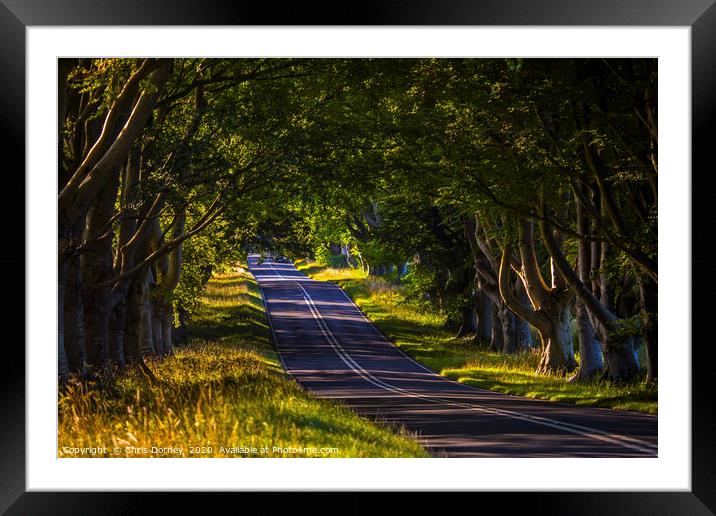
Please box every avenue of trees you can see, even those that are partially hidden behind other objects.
[58,58,657,385]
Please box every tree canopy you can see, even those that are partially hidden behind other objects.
[58,57,658,385]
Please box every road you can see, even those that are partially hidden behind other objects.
[249,257,658,458]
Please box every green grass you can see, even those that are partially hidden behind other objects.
[57,269,428,457]
[296,259,657,415]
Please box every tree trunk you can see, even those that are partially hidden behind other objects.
[456,304,477,338]
[162,305,174,356]
[475,291,493,347]
[139,273,155,356]
[58,261,70,382]
[80,166,120,371]
[515,317,533,350]
[497,238,573,371]
[490,308,503,352]
[152,296,164,356]
[571,197,605,381]
[515,282,534,349]
[602,334,640,383]
[108,301,126,367]
[83,294,110,370]
[637,273,658,381]
[62,255,86,373]
[498,306,519,354]
[539,209,640,382]
[123,276,145,363]
[536,303,577,375]
[572,300,604,381]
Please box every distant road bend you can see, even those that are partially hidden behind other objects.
[249,256,657,458]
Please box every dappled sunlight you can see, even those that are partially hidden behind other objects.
[56,57,659,461]
[58,271,428,458]
[249,260,657,457]
[297,262,657,416]
[297,261,367,283]
[451,370,658,414]
[251,274,315,283]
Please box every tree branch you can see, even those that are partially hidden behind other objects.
[94,196,224,291]
[539,201,616,328]
[498,243,549,332]
[517,218,551,307]
[59,59,161,200]
[59,60,173,221]
[569,174,657,282]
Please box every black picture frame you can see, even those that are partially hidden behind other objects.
[2,1,711,513]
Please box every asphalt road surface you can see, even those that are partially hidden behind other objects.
[249,256,657,458]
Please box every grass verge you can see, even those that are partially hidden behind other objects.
[57,268,428,457]
[296,260,657,414]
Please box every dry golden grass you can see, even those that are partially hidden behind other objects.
[57,271,428,458]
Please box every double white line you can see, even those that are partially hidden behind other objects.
[266,262,658,456]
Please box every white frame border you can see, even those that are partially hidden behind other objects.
[27,26,690,491]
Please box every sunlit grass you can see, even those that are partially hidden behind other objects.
[295,259,367,283]
[58,270,428,458]
[298,261,657,415]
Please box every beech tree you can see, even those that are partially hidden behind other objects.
[58,57,657,386]
[58,58,317,379]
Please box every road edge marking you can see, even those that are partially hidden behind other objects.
[266,260,657,455]
[298,281,657,456]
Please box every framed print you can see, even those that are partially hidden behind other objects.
[3,0,712,513]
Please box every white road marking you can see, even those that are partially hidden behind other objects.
[261,260,657,455]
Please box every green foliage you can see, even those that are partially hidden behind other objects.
[326,253,350,268]
[312,246,333,266]
[172,220,242,321]
[401,266,445,315]
[62,56,658,387]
